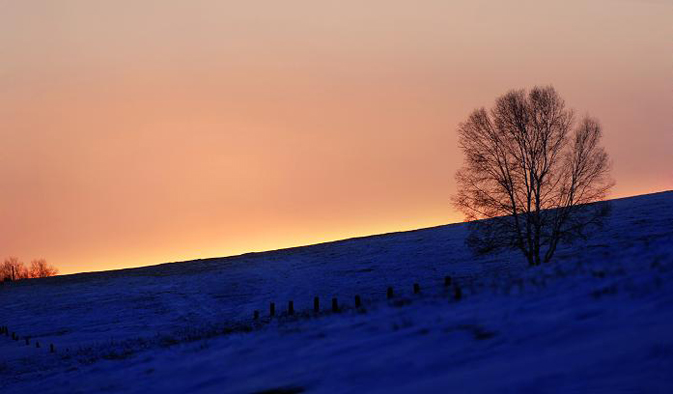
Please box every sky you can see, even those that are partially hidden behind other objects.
[1,0,671,275]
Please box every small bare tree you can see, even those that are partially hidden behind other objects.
[29,259,59,278]
[1,257,28,281]
[453,86,614,266]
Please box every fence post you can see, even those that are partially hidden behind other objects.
[355,295,362,308]
[413,283,420,294]
[387,287,394,299]
[288,300,294,315]
[314,296,320,313]
[332,298,339,313]
[269,302,275,317]
[50,343,55,353]
[253,310,259,320]
[444,276,452,287]
[454,285,462,300]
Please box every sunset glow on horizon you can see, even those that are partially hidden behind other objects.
[2,0,671,275]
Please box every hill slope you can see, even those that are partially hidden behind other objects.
[1,191,672,393]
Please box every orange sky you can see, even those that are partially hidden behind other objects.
[1,0,672,274]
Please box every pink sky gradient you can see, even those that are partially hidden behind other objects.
[1,0,671,274]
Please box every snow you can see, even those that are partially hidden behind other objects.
[1,191,672,393]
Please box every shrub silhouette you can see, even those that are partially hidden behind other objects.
[1,257,58,281]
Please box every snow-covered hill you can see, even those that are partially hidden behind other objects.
[1,191,672,393]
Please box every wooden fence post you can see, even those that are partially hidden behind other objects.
[269,302,275,317]
[332,298,339,313]
[454,285,462,300]
[355,295,362,308]
[314,297,320,313]
[288,300,294,315]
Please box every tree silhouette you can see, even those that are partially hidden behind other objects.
[1,257,58,281]
[453,86,614,266]
[1,257,28,281]
[29,259,59,278]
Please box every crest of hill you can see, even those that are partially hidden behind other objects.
[16,190,673,285]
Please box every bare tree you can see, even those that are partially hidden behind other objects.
[1,257,28,281]
[1,257,58,281]
[452,86,614,266]
[29,259,59,278]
